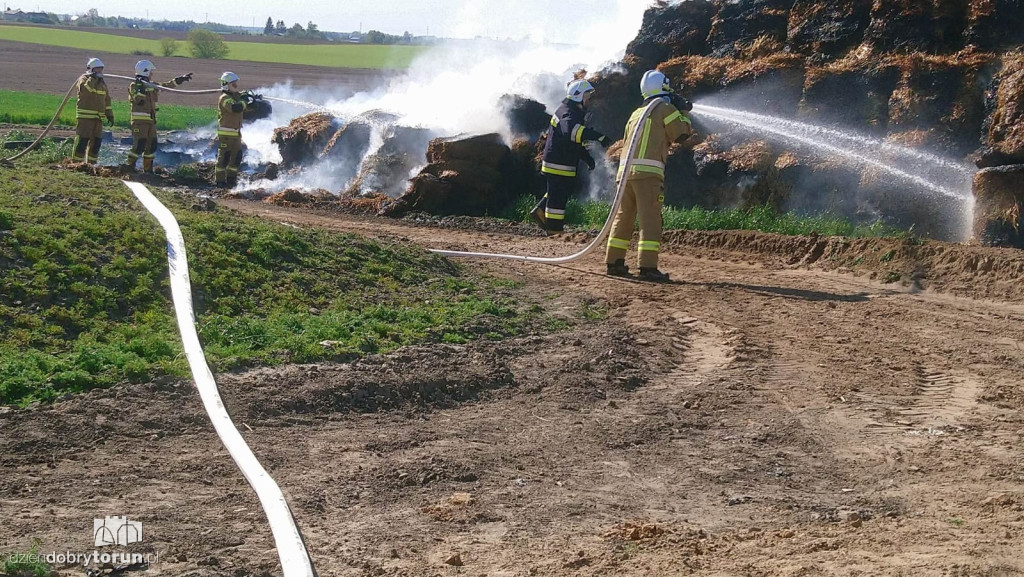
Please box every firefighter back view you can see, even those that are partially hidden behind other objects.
[72,58,113,164]
[532,79,614,234]
[125,60,193,173]
[215,72,261,188]
[605,70,693,282]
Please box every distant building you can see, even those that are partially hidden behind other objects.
[2,8,54,23]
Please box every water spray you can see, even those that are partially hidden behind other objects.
[692,103,974,201]
[428,97,663,264]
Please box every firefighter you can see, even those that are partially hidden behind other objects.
[531,79,614,234]
[72,58,113,164]
[125,60,193,173]
[215,72,260,187]
[605,70,693,282]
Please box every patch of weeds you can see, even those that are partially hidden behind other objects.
[882,271,901,284]
[850,255,864,266]
[579,300,608,320]
[3,539,51,577]
[880,249,896,262]
[947,517,966,527]
[173,163,200,180]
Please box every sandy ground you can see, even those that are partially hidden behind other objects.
[2,196,1023,576]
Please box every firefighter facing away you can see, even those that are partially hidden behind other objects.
[606,70,693,282]
[215,72,261,187]
[72,58,113,164]
[532,79,614,234]
[125,60,193,172]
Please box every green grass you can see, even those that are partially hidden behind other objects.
[0,89,217,130]
[0,24,430,69]
[3,540,50,577]
[0,161,548,406]
[506,195,906,239]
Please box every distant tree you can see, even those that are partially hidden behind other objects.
[275,20,286,34]
[188,28,229,59]
[159,37,178,57]
[307,21,318,34]
[365,30,385,44]
[402,31,412,44]
[264,17,274,35]
[288,22,304,36]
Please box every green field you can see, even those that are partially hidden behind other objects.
[0,158,547,406]
[0,89,217,130]
[0,24,430,68]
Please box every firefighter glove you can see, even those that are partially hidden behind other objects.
[670,93,693,112]
[583,152,596,171]
[174,73,193,84]
[597,134,613,148]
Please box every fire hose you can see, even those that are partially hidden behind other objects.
[123,180,317,577]
[428,97,664,264]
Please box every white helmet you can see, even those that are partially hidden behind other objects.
[86,57,105,72]
[640,70,672,99]
[220,71,239,87]
[135,59,155,78]
[566,79,595,103]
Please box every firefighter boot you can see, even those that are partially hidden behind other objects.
[638,267,670,282]
[606,259,630,277]
[529,200,548,233]
[142,157,154,173]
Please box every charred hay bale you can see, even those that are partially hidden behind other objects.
[786,0,871,59]
[426,133,509,167]
[800,66,901,132]
[344,126,435,197]
[706,0,792,58]
[272,112,338,167]
[382,162,505,218]
[587,70,644,145]
[264,188,335,207]
[497,94,551,141]
[973,165,1024,247]
[625,0,716,69]
[689,138,789,209]
[978,56,1024,168]
[863,0,965,54]
[966,0,1024,52]
[321,121,373,162]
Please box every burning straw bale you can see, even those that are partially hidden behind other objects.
[272,112,338,167]
[264,188,336,208]
[978,54,1024,167]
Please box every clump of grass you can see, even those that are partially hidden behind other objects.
[0,167,548,406]
[3,539,51,577]
[503,194,906,239]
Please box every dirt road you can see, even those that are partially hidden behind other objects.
[2,200,1023,576]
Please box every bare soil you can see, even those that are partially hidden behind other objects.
[0,40,391,105]
[2,197,1023,576]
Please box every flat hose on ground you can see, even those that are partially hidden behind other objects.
[428,97,664,264]
[123,181,318,577]
[1,79,78,165]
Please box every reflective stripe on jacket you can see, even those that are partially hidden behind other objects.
[129,78,178,123]
[541,99,605,178]
[616,97,692,182]
[217,91,247,135]
[76,75,112,120]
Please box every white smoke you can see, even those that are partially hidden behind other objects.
[238,1,649,194]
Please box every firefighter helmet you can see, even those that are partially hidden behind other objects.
[86,57,105,72]
[220,71,240,87]
[566,79,595,103]
[640,70,672,99]
[135,59,155,78]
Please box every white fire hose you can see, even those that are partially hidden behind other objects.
[123,181,317,577]
[428,97,663,263]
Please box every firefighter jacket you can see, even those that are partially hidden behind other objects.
[217,91,247,138]
[76,74,112,121]
[541,99,606,178]
[129,77,179,123]
[616,97,692,182]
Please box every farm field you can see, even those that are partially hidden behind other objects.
[0,23,431,68]
[0,40,393,102]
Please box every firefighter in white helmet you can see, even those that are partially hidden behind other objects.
[124,59,193,173]
[72,57,113,164]
[531,77,614,234]
[215,71,260,187]
[605,70,693,282]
